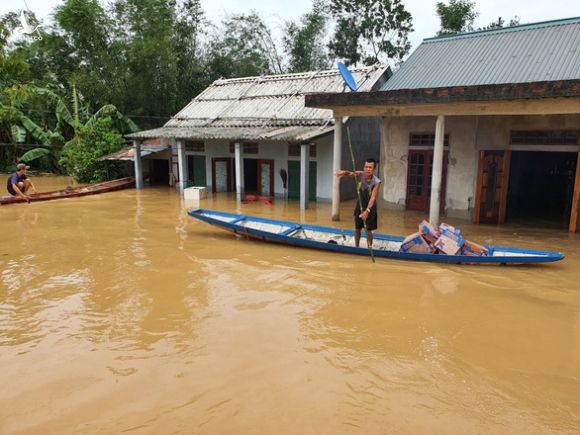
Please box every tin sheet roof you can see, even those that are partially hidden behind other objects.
[128,65,389,141]
[101,144,169,161]
[382,17,580,91]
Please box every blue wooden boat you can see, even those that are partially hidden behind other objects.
[187,209,564,265]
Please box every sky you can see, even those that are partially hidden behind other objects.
[3,0,580,56]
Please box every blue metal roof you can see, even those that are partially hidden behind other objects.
[382,17,580,90]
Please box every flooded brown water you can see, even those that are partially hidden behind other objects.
[1,176,579,434]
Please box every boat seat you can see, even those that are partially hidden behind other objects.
[286,226,313,240]
[280,224,301,236]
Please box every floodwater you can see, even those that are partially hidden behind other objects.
[1,176,579,434]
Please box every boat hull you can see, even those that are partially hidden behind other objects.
[188,209,564,265]
[1,177,135,205]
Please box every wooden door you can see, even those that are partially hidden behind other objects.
[288,161,317,201]
[187,155,207,187]
[288,161,300,199]
[569,152,580,232]
[474,150,511,224]
[406,150,448,213]
[211,157,234,193]
[308,161,317,201]
[257,159,274,197]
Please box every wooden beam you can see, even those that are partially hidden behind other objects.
[498,151,511,225]
[569,152,580,232]
[333,98,580,118]
[307,79,580,110]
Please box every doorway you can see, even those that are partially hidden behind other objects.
[243,159,274,196]
[506,151,577,226]
[287,161,317,201]
[244,159,258,193]
[211,158,234,193]
[474,150,510,224]
[187,155,206,187]
[405,150,448,213]
[149,159,170,185]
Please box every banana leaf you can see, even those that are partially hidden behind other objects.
[19,147,51,163]
[11,125,26,143]
[87,104,140,133]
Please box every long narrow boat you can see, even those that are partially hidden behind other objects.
[1,176,135,205]
[188,208,564,265]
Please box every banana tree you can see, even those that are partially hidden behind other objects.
[0,96,30,169]
[18,83,139,166]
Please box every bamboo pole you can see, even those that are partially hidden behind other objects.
[346,127,375,263]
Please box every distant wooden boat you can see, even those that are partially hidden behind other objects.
[188,208,565,265]
[1,177,135,205]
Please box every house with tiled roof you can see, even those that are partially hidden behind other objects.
[127,66,390,208]
[306,17,580,231]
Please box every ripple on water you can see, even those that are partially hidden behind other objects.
[1,180,579,433]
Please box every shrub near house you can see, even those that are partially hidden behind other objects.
[59,118,125,183]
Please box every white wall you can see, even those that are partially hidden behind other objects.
[381,115,482,216]
[381,114,580,217]
[185,138,336,200]
[314,134,334,201]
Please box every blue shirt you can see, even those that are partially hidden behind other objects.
[7,172,27,195]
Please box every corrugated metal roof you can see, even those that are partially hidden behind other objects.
[382,17,580,91]
[101,144,169,161]
[128,65,389,141]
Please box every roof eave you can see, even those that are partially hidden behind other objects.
[305,79,580,110]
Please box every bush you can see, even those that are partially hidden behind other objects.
[59,117,126,183]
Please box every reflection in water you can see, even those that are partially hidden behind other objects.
[0,176,579,434]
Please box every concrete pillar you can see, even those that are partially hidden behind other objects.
[133,140,143,189]
[176,139,187,192]
[332,117,342,221]
[300,143,310,210]
[234,142,244,202]
[429,115,445,226]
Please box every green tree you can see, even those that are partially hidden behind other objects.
[118,0,180,126]
[59,117,125,182]
[283,0,331,73]
[0,85,30,170]
[329,0,413,66]
[0,18,31,169]
[54,0,120,111]
[16,83,138,171]
[0,19,30,87]
[172,0,210,109]
[478,16,520,31]
[436,0,478,35]
[206,12,283,79]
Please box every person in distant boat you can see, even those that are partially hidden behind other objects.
[6,163,37,199]
[336,158,382,248]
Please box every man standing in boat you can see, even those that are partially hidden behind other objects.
[6,163,37,199]
[336,158,382,248]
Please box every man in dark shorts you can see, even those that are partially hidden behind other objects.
[7,163,37,199]
[336,158,382,248]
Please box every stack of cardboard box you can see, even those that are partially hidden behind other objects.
[400,220,489,256]
[399,232,435,254]
[462,240,489,256]
[434,223,464,255]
